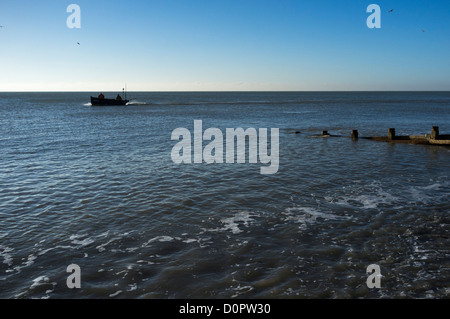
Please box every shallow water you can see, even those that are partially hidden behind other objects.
[0,92,449,299]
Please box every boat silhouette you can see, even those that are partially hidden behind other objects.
[90,89,129,106]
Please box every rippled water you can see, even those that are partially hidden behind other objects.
[0,92,449,299]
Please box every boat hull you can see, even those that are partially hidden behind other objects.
[90,97,129,106]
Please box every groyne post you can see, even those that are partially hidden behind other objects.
[351,130,359,139]
[388,128,396,140]
[431,126,439,139]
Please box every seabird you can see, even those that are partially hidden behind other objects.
[77,42,80,45]
[388,9,394,13]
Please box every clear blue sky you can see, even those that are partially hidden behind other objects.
[1,0,449,91]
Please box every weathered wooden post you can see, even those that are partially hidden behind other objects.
[322,131,329,136]
[351,130,359,139]
[388,128,396,140]
[431,126,439,140]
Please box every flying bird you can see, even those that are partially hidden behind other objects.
[77,42,80,45]
[388,9,394,13]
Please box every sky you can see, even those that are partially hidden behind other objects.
[0,0,449,91]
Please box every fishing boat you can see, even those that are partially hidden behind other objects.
[90,88,129,106]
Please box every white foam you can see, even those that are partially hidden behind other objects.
[69,234,95,248]
[126,101,148,105]
[219,211,255,234]
[97,231,110,238]
[31,275,50,289]
[354,194,392,209]
[144,236,175,245]
[334,183,400,209]
[0,245,14,266]
[109,290,122,298]
[283,207,347,229]
[230,284,254,298]
[127,283,137,291]
[23,254,37,267]
[96,237,121,252]
[71,238,95,247]
[95,231,136,252]
[8,253,39,274]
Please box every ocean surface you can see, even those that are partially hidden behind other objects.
[0,91,449,299]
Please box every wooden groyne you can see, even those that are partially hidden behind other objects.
[366,127,430,144]
[365,126,450,145]
[314,126,450,146]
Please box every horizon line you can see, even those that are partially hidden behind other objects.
[1,90,450,93]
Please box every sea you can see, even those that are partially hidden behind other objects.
[0,91,449,299]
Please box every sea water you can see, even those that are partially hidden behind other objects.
[0,91,449,298]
